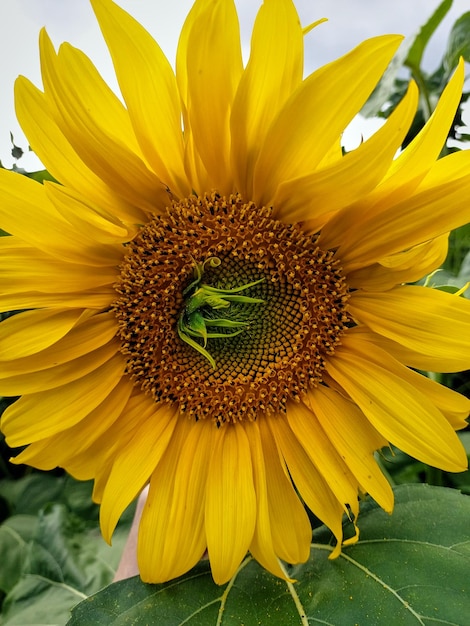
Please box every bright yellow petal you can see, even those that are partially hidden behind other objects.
[69,390,159,487]
[245,419,291,580]
[180,0,243,193]
[377,58,465,196]
[0,289,114,314]
[360,328,469,375]
[0,312,116,372]
[0,308,84,360]
[272,80,418,223]
[268,415,345,557]
[230,0,303,198]
[100,403,178,543]
[347,234,449,291]
[345,328,470,430]
[15,75,147,225]
[326,338,468,472]
[138,417,213,583]
[258,417,311,565]
[1,355,125,446]
[0,171,124,266]
[349,285,470,372]
[10,376,133,470]
[1,245,116,294]
[39,31,169,213]
[305,386,393,512]
[345,157,470,271]
[0,340,119,395]
[205,423,256,584]
[90,0,188,198]
[175,1,207,192]
[317,61,465,256]
[44,182,133,245]
[286,401,360,511]
[253,35,402,205]
[55,41,145,159]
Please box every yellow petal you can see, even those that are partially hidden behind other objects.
[10,376,133,470]
[326,339,468,472]
[286,401,360,509]
[349,285,470,372]
[333,150,470,272]
[230,0,303,198]
[1,244,117,294]
[67,389,158,485]
[182,125,211,195]
[90,0,188,197]
[14,75,147,225]
[175,1,208,193]
[100,403,178,543]
[344,329,470,430]
[44,182,133,245]
[1,354,125,446]
[268,415,345,557]
[273,80,418,223]
[361,328,469,375]
[0,308,84,360]
[0,288,114,314]
[319,61,465,255]
[205,423,256,584]
[258,418,311,565]
[305,386,393,512]
[253,35,403,205]
[138,417,213,583]
[55,41,145,159]
[377,58,465,196]
[347,234,449,291]
[180,0,243,193]
[39,31,169,213]
[0,312,116,372]
[0,171,124,266]
[245,419,292,580]
[0,340,119,395]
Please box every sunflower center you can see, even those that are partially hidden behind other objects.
[177,255,266,369]
[113,193,350,423]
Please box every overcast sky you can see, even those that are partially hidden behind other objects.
[0,0,468,169]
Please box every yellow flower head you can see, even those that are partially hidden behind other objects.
[1,0,469,585]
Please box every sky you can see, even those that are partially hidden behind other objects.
[0,0,468,169]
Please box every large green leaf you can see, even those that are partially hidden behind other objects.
[67,485,470,625]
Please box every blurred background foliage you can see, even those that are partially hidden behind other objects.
[0,0,469,624]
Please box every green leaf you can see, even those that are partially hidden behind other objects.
[405,0,453,70]
[445,12,470,72]
[0,515,37,594]
[0,473,66,516]
[67,485,470,625]
[361,0,453,118]
[0,484,134,625]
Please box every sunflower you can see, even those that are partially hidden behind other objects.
[1,0,469,586]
